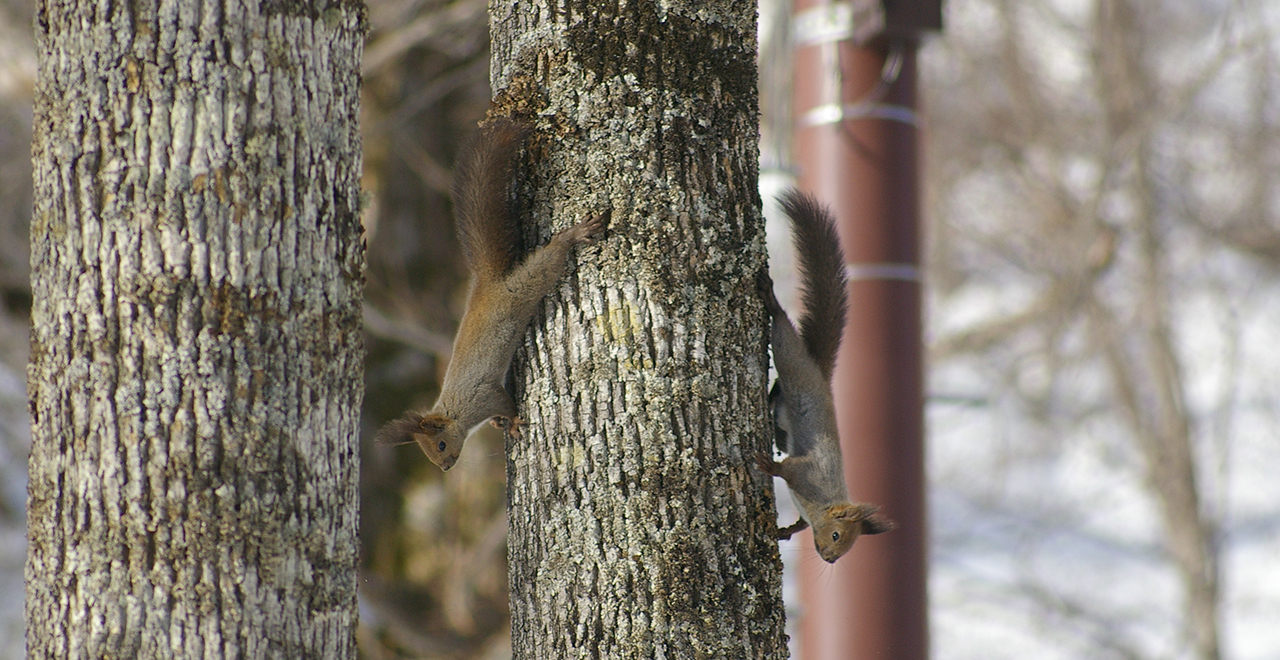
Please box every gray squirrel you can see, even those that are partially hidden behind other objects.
[377,118,604,470]
[756,190,895,563]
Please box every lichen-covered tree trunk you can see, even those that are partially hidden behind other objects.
[25,0,367,656]
[491,1,787,657]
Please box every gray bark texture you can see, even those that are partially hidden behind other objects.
[25,0,367,656]
[490,1,788,658]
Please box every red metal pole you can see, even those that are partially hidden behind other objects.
[791,3,929,659]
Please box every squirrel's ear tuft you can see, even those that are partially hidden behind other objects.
[375,413,425,446]
[862,515,896,535]
[827,503,897,535]
[418,413,450,435]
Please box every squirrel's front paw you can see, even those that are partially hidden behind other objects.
[573,210,608,243]
[757,270,783,315]
[754,451,781,476]
[776,518,810,541]
[492,415,526,440]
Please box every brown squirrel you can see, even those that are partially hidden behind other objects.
[755,189,895,563]
[377,118,605,470]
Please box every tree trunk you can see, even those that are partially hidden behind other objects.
[1095,2,1221,657]
[25,0,367,657]
[490,1,787,657]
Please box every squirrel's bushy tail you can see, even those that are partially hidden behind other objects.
[779,189,849,380]
[452,117,528,282]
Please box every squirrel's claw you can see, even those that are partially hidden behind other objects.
[754,451,781,476]
[777,518,810,541]
[757,270,783,316]
[493,415,525,440]
[569,210,608,244]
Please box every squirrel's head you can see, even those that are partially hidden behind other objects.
[376,413,463,471]
[811,502,896,563]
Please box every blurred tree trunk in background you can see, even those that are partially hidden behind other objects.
[925,1,1277,658]
[489,0,788,656]
[24,0,367,656]
[1092,2,1218,657]
[354,0,517,656]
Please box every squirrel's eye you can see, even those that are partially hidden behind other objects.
[437,441,447,452]
[832,531,840,542]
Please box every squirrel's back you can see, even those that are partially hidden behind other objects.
[452,118,528,282]
[779,189,849,380]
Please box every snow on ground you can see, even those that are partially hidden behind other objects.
[924,277,1280,660]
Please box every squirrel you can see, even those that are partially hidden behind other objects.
[755,189,895,563]
[376,118,605,471]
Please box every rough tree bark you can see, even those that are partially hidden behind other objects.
[490,1,788,657]
[25,0,367,656]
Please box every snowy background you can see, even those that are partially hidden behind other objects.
[913,1,1280,658]
[4,0,1280,658]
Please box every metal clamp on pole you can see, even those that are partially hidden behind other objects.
[801,102,919,127]
[794,6,916,129]
[793,1,886,46]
